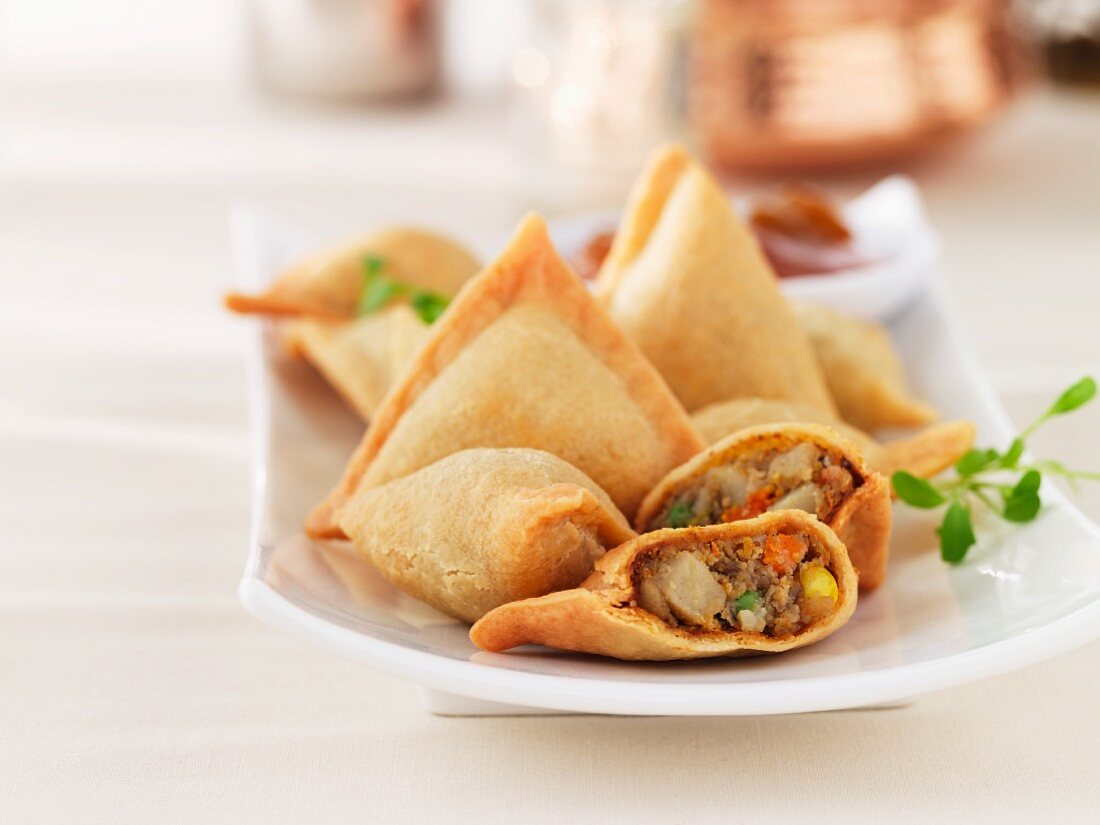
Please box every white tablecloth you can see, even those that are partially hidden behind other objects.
[3,78,1100,822]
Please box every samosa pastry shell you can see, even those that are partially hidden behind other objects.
[637,423,892,591]
[693,397,877,455]
[283,306,430,420]
[307,213,703,538]
[470,512,857,661]
[691,397,975,481]
[795,303,936,432]
[596,143,834,414]
[339,448,636,624]
[226,227,480,319]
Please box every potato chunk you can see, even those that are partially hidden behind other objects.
[636,579,674,623]
[767,442,819,485]
[640,552,726,627]
[768,482,822,515]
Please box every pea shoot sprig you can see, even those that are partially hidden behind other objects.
[356,255,451,324]
[892,376,1099,563]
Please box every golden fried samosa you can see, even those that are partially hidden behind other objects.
[226,227,480,319]
[872,420,976,479]
[307,213,704,538]
[340,448,636,624]
[470,512,857,660]
[795,303,936,432]
[595,143,834,414]
[283,306,429,420]
[691,397,975,480]
[637,423,892,590]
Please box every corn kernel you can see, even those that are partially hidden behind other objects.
[799,564,838,605]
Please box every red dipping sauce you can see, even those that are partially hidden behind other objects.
[749,184,869,278]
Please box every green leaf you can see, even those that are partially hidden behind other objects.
[955,448,999,477]
[1003,494,1041,522]
[733,590,760,612]
[938,501,976,563]
[891,471,946,508]
[666,502,693,528]
[1047,376,1096,416]
[409,290,450,324]
[1002,470,1042,522]
[358,276,404,315]
[1000,438,1024,468]
[1012,469,1041,496]
[355,254,452,323]
[356,255,406,317]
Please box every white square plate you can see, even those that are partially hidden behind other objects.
[234,207,1100,716]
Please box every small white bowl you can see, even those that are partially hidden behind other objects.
[772,176,941,321]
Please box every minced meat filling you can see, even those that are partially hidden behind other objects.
[650,442,860,531]
[632,534,837,637]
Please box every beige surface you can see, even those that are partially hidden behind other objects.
[2,75,1100,823]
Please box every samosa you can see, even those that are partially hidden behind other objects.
[795,303,937,432]
[596,143,834,414]
[340,448,636,623]
[307,213,704,538]
[636,423,893,590]
[226,227,480,319]
[470,512,858,660]
[283,306,429,420]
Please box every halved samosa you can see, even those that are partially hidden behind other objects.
[691,397,976,480]
[307,213,704,538]
[226,227,480,319]
[283,305,430,420]
[340,448,636,624]
[595,143,834,414]
[637,423,892,590]
[795,303,936,432]
[470,512,857,660]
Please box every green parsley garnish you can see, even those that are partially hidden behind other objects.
[893,376,1099,564]
[666,501,693,528]
[356,255,451,324]
[357,256,402,315]
[410,291,450,324]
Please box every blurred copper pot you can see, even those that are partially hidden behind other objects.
[688,0,1027,172]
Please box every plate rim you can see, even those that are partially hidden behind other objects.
[239,570,1100,716]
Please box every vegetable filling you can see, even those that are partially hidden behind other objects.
[632,533,838,637]
[649,441,860,531]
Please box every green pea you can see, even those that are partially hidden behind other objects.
[733,590,760,612]
[666,502,693,528]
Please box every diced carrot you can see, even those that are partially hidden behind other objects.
[762,534,808,575]
[721,488,774,523]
